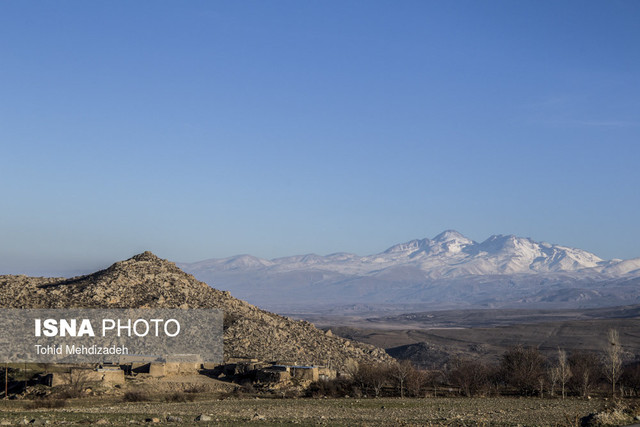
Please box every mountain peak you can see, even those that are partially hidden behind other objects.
[383,239,428,254]
[433,230,469,242]
[106,251,181,275]
[129,251,163,263]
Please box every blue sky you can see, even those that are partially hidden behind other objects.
[1,1,639,275]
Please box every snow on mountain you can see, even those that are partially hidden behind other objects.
[178,231,640,311]
[185,254,274,272]
[601,258,640,276]
[353,231,606,278]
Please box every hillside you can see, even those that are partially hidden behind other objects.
[0,252,391,370]
[180,230,640,311]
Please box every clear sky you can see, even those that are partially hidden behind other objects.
[1,1,639,276]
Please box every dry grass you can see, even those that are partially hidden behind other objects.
[0,396,619,426]
[24,398,67,409]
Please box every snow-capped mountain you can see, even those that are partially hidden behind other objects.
[179,231,640,312]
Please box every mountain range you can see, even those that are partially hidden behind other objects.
[179,231,640,312]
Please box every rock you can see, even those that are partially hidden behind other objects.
[252,413,266,421]
[0,420,11,426]
[144,418,160,423]
[166,416,182,423]
[95,420,109,425]
[195,414,212,422]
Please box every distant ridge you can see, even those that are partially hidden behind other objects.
[180,231,640,311]
[0,252,391,369]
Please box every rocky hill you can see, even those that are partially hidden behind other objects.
[0,252,391,370]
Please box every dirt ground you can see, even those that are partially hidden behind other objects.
[0,396,633,426]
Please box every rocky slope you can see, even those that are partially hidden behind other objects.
[0,252,391,370]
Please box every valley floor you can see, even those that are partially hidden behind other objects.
[0,396,629,426]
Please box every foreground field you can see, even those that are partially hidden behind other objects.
[0,396,630,426]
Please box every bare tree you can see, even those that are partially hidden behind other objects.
[604,329,623,397]
[368,363,390,397]
[62,368,91,398]
[500,345,547,396]
[621,362,640,397]
[346,361,366,395]
[406,368,429,397]
[568,351,599,398]
[432,370,447,397]
[556,348,571,399]
[448,358,490,397]
[391,360,413,398]
[343,359,359,379]
[355,362,391,398]
[549,365,559,397]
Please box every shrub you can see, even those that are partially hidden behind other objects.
[621,362,640,397]
[25,398,67,409]
[54,387,83,399]
[589,408,631,426]
[184,385,207,393]
[165,392,195,402]
[306,378,355,398]
[223,313,240,331]
[123,390,150,402]
[225,380,257,398]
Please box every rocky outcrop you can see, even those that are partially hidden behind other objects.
[0,252,391,370]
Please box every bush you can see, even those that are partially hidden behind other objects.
[223,313,240,331]
[165,392,196,402]
[622,362,640,397]
[123,390,150,402]
[585,408,632,426]
[184,385,207,393]
[54,387,83,399]
[25,398,67,409]
[223,380,257,399]
[306,378,355,398]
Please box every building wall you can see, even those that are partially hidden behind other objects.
[291,367,319,381]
